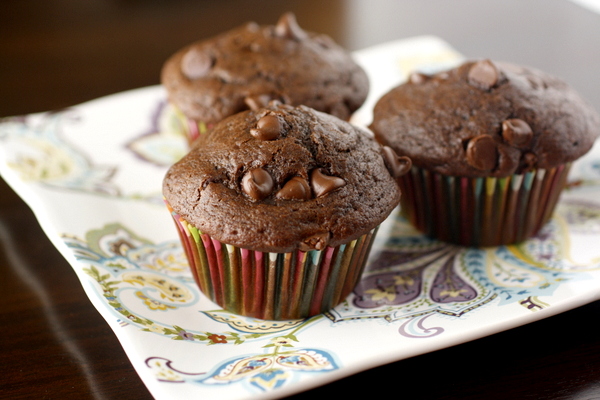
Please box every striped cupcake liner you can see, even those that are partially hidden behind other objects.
[166,203,377,320]
[397,164,571,247]
[172,106,212,145]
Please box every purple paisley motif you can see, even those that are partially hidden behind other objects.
[430,253,477,303]
[353,268,424,308]
[354,246,478,308]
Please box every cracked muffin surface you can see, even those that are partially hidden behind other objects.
[163,103,408,252]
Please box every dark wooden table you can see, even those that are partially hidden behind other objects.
[2,1,600,399]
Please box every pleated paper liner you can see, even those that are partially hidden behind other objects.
[397,164,571,247]
[166,203,377,320]
[171,106,213,146]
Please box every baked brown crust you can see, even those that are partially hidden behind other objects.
[161,13,369,124]
[163,103,402,252]
[370,60,600,177]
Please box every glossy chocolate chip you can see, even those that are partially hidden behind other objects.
[408,72,430,84]
[274,12,307,40]
[298,232,330,251]
[526,75,548,90]
[249,42,262,52]
[314,35,335,49]
[502,118,533,149]
[276,176,311,200]
[244,94,271,111]
[241,168,273,200]
[181,48,213,80]
[522,152,538,170]
[496,144,520,176]
[245,22,260,32]
[468,60,499,90]
[382,146,412,178]
[250,114,282,140]
[466,135,498,171]
[310,169,345,198]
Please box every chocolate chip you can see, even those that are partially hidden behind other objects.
[408,72,430,84]
[244,94,271,111]
[245,22,260,32]
[298,232,330,251]
[496,144,520,176]
[314,35,334,49]
[250,114,282,140]
[502,118,533,149]
[274,12,307,40]
[241,168,273,200]
[466,135,498,171]
[310,169,345,198]
[526,75,548,90]
[522,152,538,170]
[276,176,311,200]
[213,69,232,84]
[382,146,412,178]
[468,60,499,90]
[181,48,213,80]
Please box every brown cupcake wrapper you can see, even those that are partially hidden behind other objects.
[397,164,571,247]
[166,202,377,320]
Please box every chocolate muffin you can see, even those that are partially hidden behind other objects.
[163,102,410,320]
[370,59,600,246]
[161,13,369,144]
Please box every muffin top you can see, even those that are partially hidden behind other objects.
[370,59,600,177]
[161,13,369,124]
[163,102,409,252]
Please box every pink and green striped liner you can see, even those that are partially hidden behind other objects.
[172,106,212,145]
[398,164,571,247]
[166,203,377,320]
